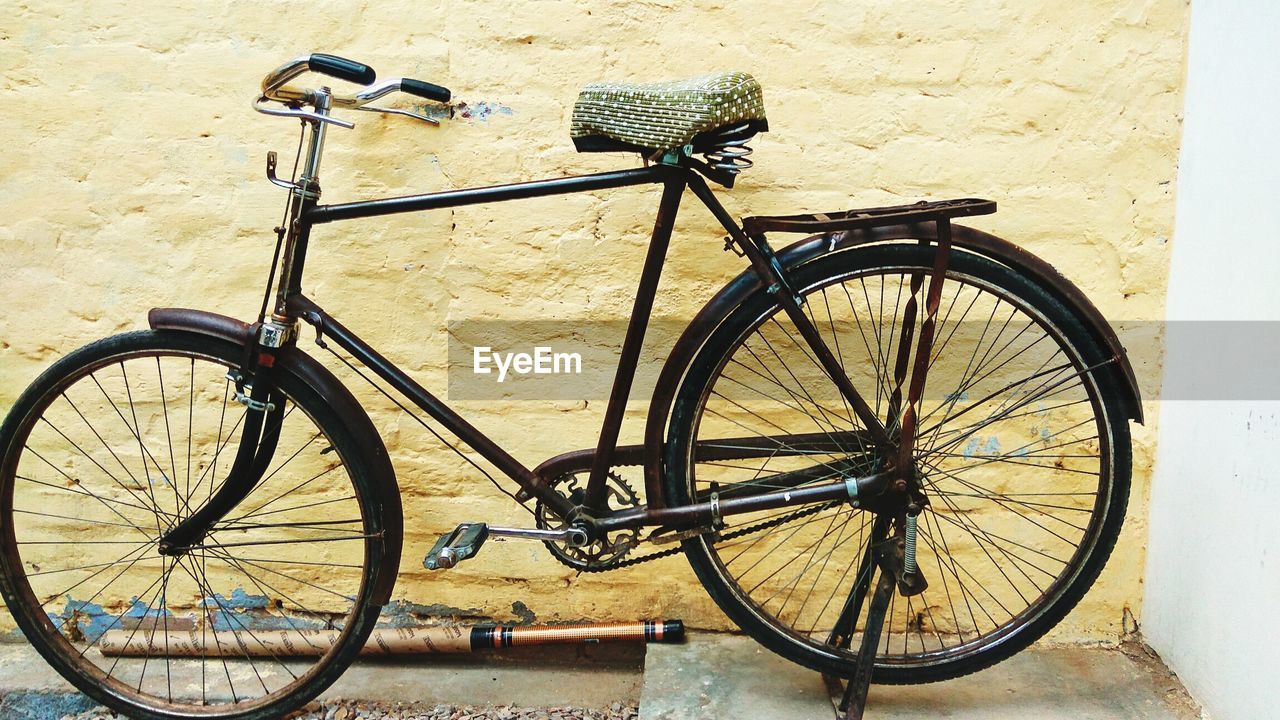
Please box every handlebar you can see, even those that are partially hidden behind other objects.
[257,52,451,127]
[261,53,377,98]
[401,78,451,104]
[310,54,378,85]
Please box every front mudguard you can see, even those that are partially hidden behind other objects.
[147,308,403,605]
[640,223,1144,508]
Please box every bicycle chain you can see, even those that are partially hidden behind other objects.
[573,501,837,573]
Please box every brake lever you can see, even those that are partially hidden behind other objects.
[354,105,440,126]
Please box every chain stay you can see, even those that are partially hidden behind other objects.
[576,501,838,573]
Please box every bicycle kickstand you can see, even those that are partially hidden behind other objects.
[824,532,898,720]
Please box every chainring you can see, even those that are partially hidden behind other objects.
[535,470,641,571]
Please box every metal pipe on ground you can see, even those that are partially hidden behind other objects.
[97,620,685,657]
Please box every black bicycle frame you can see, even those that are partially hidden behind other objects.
[266,158,894,533]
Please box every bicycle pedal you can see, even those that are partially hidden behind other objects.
[423,523,489,570]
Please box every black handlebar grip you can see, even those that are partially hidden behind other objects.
[401,78,452,103]
[308,53,376,85]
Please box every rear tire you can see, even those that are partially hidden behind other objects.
[665,245,1132,683]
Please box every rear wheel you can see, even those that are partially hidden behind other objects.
[666,245,1131,683]
[0,331,385,719]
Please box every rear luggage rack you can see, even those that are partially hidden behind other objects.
[741,198,995,236]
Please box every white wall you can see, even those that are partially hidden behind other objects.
[1143,2,1280,719]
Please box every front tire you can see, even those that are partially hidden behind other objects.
[0,330,387,719]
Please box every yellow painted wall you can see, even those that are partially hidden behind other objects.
[0,0,1187,644]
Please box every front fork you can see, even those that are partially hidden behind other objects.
[158,321,293,554]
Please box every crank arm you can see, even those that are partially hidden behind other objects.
[488,525,590,546]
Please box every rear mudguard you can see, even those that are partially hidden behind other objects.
[148,308,403,605]
[641,223,1144,508]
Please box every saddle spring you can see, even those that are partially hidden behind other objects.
[698,122,756,174]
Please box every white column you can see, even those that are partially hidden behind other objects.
[1143,2,1280,719]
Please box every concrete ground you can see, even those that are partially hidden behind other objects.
[0,633,1202,720]
[640,635,1203,720]
[0,643,644,718]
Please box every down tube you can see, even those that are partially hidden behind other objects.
[286,294,578,519]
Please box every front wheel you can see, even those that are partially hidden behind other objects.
[0,330,388,719]
[665,244,1132,684]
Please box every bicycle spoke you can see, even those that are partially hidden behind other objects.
[13,508,154,533]
[745,509,859,597]
[188,552,273,695]
[923,462,1087,539]
[218,493,356,525]
[769,508,854,614]
[201,551,332,655]
[780,510,863,625]
[33,420,165,525]
[807,513,870,638]
[39,539,155,606]
[226,445,338,522]
[156,358,185,519]
[203,541,358,604]
[17,473,167,518]
[58,392,169,519]
[119,364,169,533]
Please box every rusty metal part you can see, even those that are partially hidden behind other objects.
[884,261,925,434]
[825,512,927,719]
[896,220,954,471]
[157,375,284,554]
[836,551,895,720]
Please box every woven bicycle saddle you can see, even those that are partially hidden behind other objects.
[570,71,767,152]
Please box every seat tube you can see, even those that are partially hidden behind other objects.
[273,89,332,318]
[583,176,687,512]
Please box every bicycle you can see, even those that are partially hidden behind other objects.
[0,53,1142,719]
